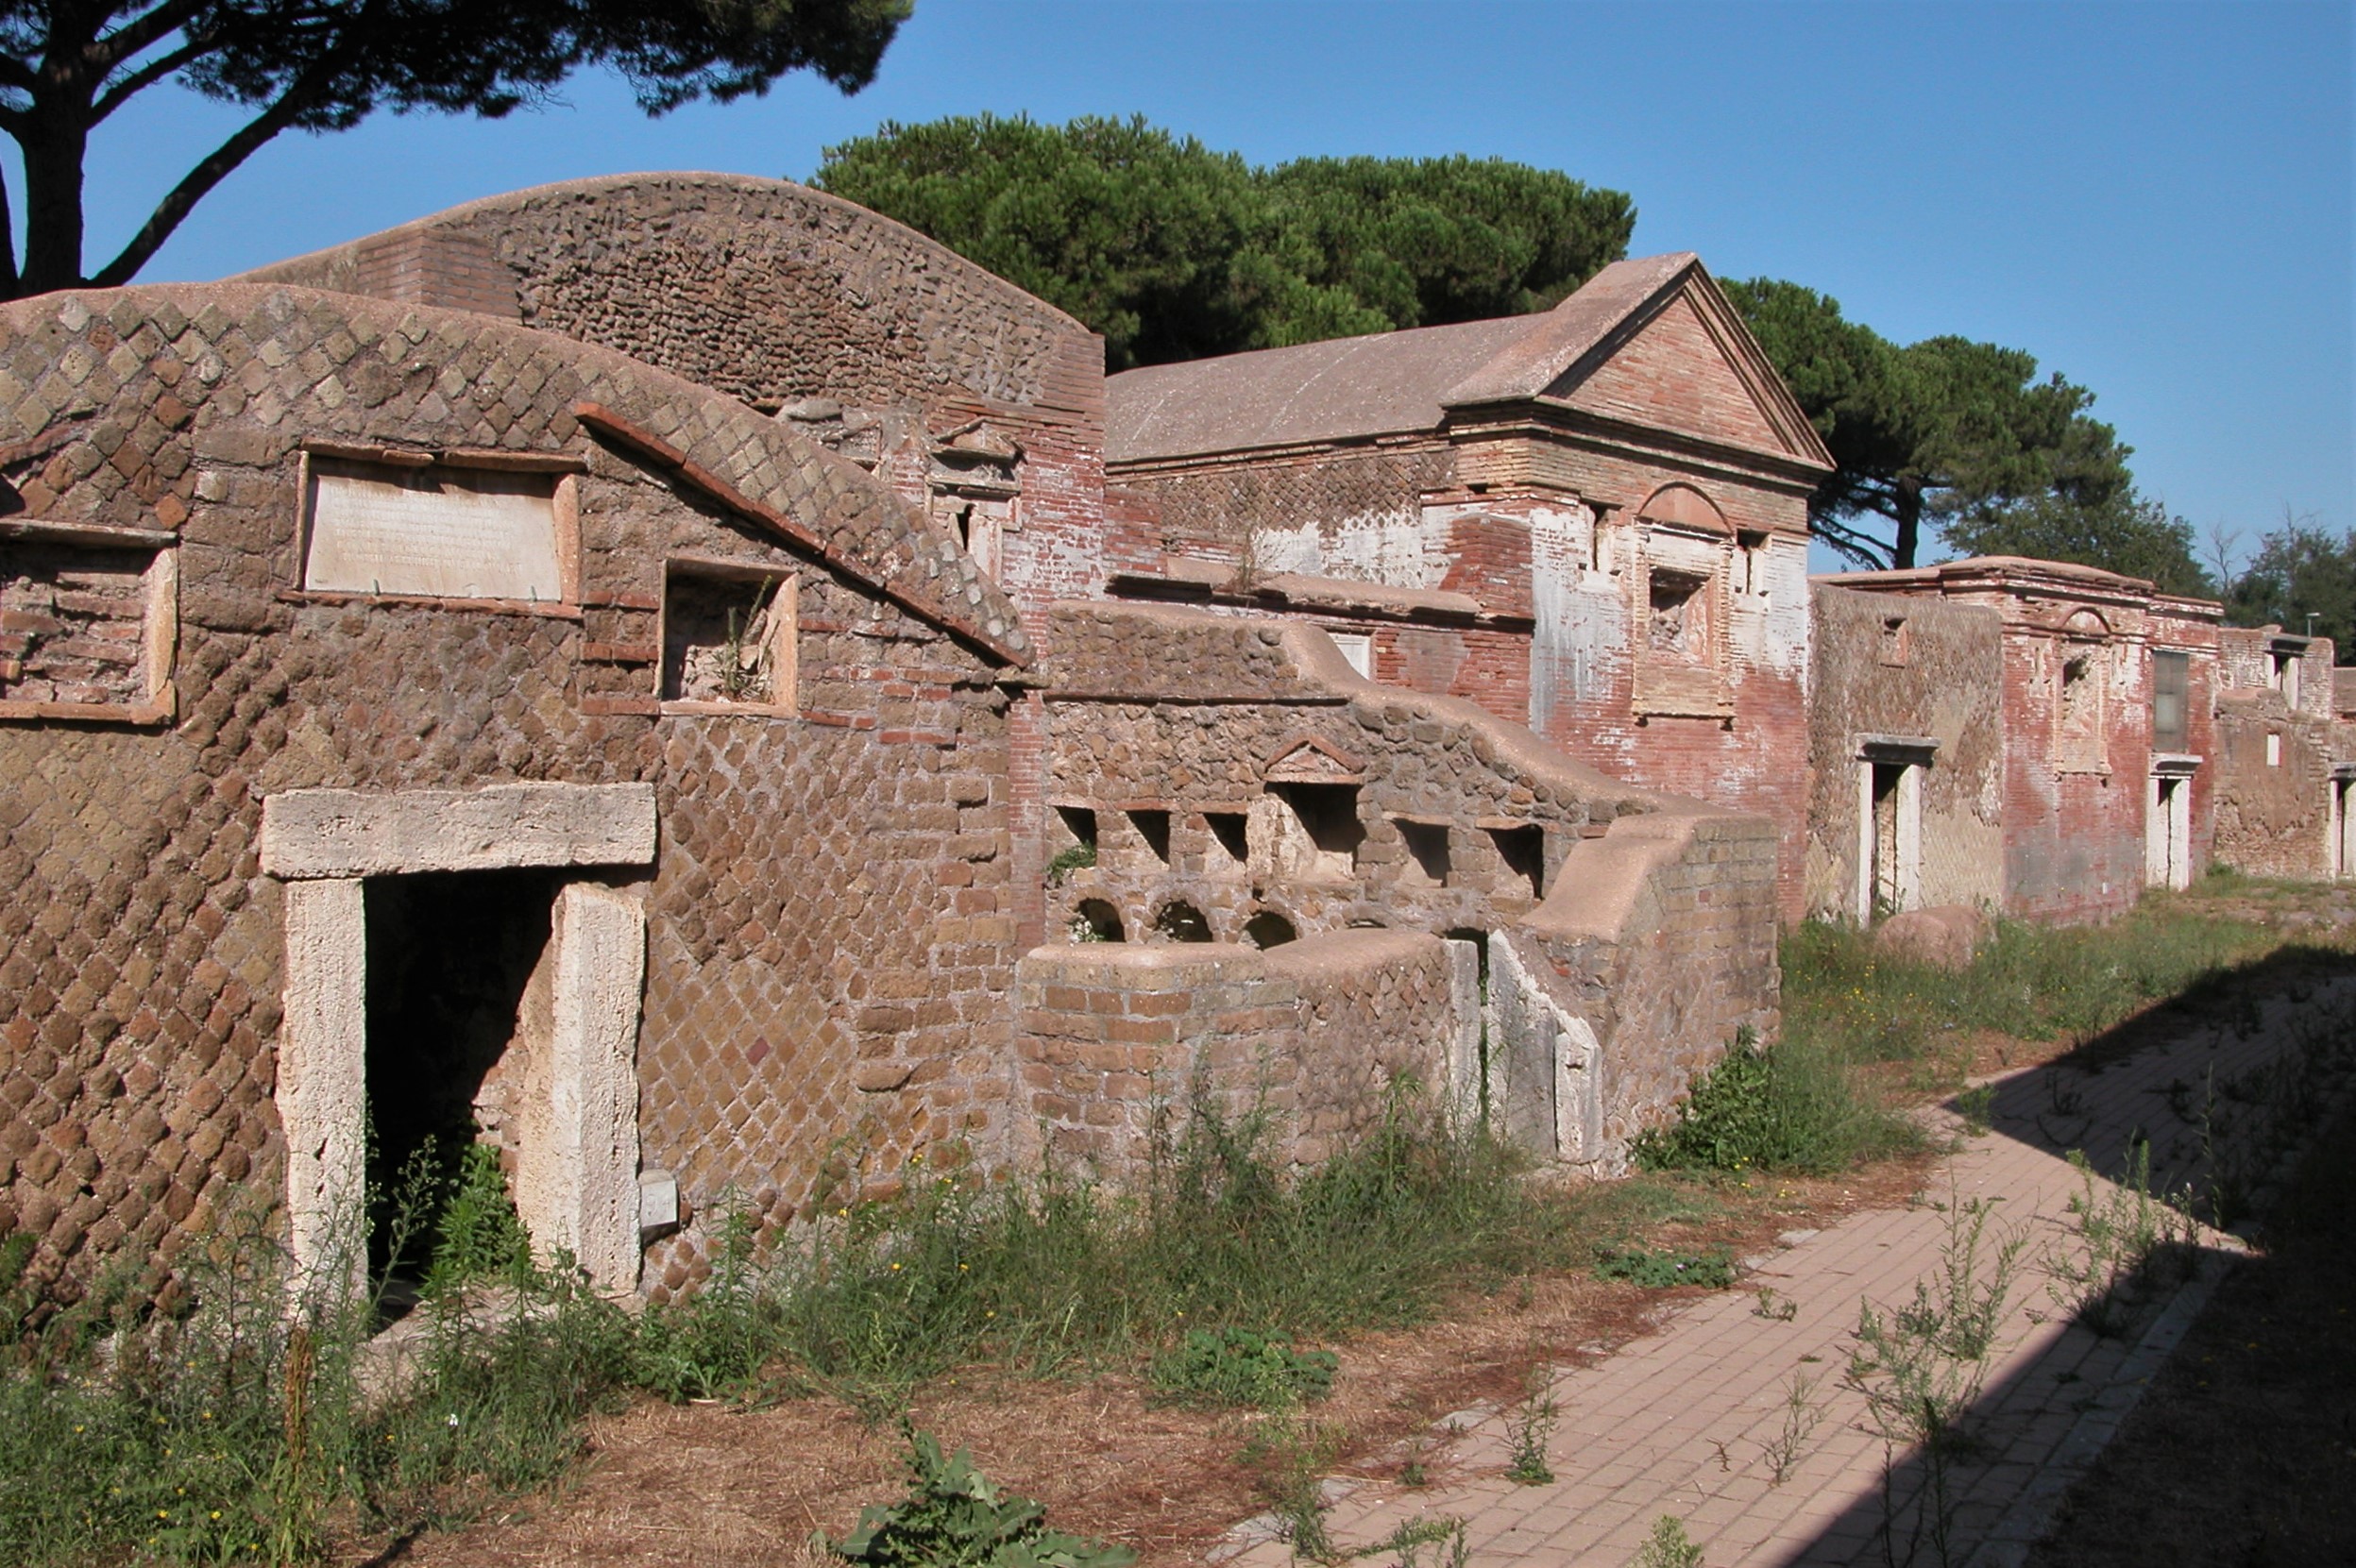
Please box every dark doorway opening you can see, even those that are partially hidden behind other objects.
[1870,762,1905,917]
[363,868,559,1294]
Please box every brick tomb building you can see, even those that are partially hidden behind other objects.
[1104,254,1834,920]
[0,177,1783,1307]
[1806,556,2344,924]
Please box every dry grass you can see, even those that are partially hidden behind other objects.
[355,1162,1924,1568]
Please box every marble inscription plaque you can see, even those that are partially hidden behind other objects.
[303,460,563,601]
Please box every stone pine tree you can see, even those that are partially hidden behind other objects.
[0,0,911,299]
[811,113,1636,371]
[1722,277,2139,572]
[2224,510,2356,653]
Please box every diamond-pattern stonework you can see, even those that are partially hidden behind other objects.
[0,282,1019,1307]
[3,211,1794,1312]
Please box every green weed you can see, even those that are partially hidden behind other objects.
[1631,1029,1916,1175]
[1595,1247,1737,1291]
[1149,1326,1337,1409]
[1633,1514,1704,1567]
[1502,1368,1558,1486]
[2045,1143,2196,1338]
[819,1421,1135,1568]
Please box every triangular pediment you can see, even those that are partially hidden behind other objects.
[1543,277,1831,467]
[1263,734,1364,784]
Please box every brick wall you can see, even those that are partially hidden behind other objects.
[1805,585,2006,919]
[0,284,1029,1307]
[1012,929,1465,1175]
[241,173,1124,628]
[2209,628,2338,880]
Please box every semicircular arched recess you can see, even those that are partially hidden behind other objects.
[1151,900,1214,943]
[2061,606,2110,639]
[1636,482,1730,535]
[1071,899,1127,943]
[1243,910,1298,950]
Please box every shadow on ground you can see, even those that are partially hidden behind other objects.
[1771,943,2356,1567]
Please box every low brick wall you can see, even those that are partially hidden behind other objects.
[1498,804,1783,1174]
[1013,929,1468,1175]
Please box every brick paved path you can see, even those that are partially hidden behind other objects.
[1219,983,2355,1568]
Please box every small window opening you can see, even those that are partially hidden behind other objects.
[1737,530,1770,596]
[2272,649,2303,707]
[1488,825,1546,899]
[1204,811,1250,867]
[1878,615,1911,667]
[1267,783,1364,881]
[2152,649,2189,752]
[662,565,795,708]
[1397,819,1451,887]
[1152,901,1213,943]
[1070,899,1125,943]
[1054,805,1098,851]
[1129,808,1172,865]
[1647,570,1706,657]
[1244,911,1297,949]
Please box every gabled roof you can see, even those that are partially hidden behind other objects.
[1106,314,1532,463]
[1107,253,1833,473]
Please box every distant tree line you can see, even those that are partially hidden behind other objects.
[816,114,2344,649]
[813,113,1636,370]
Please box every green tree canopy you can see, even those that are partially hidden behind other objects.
[0,0,910,299]
[1941,491,2212,597]
[2224,514,2356,656]
[1722,278,2137,571]
[810,113,1635,370]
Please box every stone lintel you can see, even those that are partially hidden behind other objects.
[261,783,657,879]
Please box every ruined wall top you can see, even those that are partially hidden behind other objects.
[0,281,1030,663]
[1816,556,2227,630]
[237,173,1104,421]
[1039,599,1674,821]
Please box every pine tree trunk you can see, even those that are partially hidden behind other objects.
[17,104,93,297]
[1892,478,1924,570]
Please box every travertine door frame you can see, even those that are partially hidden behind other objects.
[261,784,656,1297]
[2146,758,2199,890]
[1855,736,1935,923]
[2331,766,2356,879]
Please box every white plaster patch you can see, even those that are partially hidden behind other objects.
[1488,933,1603,1168]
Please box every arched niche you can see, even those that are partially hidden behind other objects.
[1636,482,1730,536]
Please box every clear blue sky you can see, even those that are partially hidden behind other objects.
[54,0,2355,574]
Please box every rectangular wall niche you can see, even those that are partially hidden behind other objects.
[1263,783,1364,882]
[1486,824,1546,900]
[302,457,568,602]
[0,531,176,722]
[1396,818,1452,888]
[661,561,797,713]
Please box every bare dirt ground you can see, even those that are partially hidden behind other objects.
[339,1162,1925,1568]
